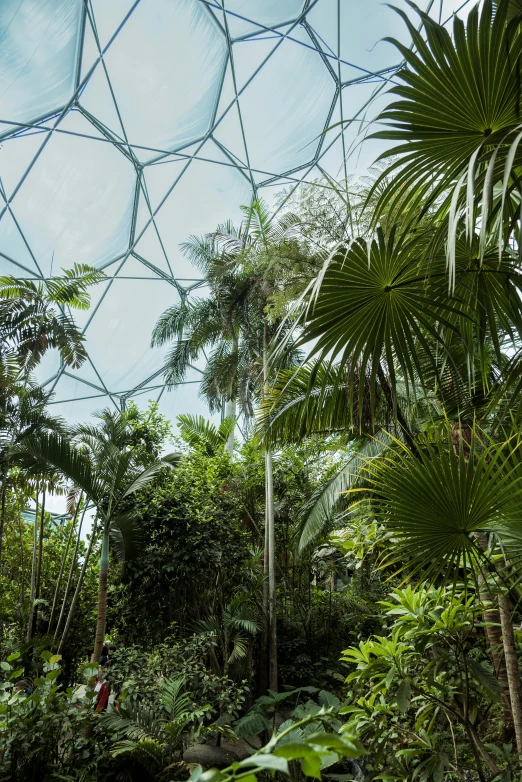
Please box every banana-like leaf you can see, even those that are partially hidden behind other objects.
[298,432,392,552]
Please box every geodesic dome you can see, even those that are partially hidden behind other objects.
[0,0,469,423]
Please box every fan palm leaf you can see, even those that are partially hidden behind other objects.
[293,228,465,414]
[368,0,522,279]
[359,429,522,582]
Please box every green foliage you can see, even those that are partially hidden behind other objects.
[0,264,105,370]
[190,696,365,782]
[105,635,249,722]
[0,651,96,780]
[369,0,522,275]
[339,585,512,780]
[359,428,522,582]
[108,447,252,643]
[177,414,235,457]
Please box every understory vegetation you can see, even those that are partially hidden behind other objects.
[3,1,522,780]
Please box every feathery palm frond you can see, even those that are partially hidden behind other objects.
[177,414,234,456]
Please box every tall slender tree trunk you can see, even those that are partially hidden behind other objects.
[48,493,83,633]
[26,489,40,643]
[475,534,515,740]
[55,505,87,642]
[58,516,96,654]
[263,324,277,692]
[259,477,269,696]
[91,526,110,663]
[499,594,522,767]
[224,398,236,457]
[0,464,7,574]
[31,491,46,636]
[224,336,239,457]
[0,464,7,644]
[266,444,277,691]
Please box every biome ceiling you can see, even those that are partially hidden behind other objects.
[0,0,470,423]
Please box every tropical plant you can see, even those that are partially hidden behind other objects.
[194,595,260,678]
[190,696,365,782]
[14,408,180,662]
[0,264,104,370]
[177,414,235,457]
[100,676,209,776]
[368,0,522,282]
[340,585,512,781]
[0,650,97,781]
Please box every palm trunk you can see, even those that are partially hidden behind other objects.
[224,398,236,457]
[58,516,96,654]
[224,335,239,457]
[48,493,83,634]
[54,505,87,642]
[499,593,522,766]
[0,464,7,644]
[31,491,46,636]
[263,323,277,692]
[26,489,40,643]
[475,535,514,739]
[91,526,110,663]
[259,479,269,696]
[483,589,514,736]
[266,444,277,691]
[0,464,7,573]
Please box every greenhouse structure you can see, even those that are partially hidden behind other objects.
[2,1,522,780]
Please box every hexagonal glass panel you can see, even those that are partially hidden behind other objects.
[233,27,336,176]
[0,111,135,276]
[81,0,228,161]
[0,0,83,136]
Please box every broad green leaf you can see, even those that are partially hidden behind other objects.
[318,690,341,709]
[239,754,289,774]
[396,680,411,714]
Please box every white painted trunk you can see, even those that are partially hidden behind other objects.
[224,397,236,457]
[265,444,278,691]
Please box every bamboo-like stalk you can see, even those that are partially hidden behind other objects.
[26,488,40,643]
[48,492,83,634]
[54,505,87,642]
[58,517,96,654]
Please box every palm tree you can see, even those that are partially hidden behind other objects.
[367,0,522,283]
[16,408,179,662]
[0,373,65,571]
[151,224,252,457]
[194,595,260,678]
[0,263,104,579]
[0,264,104,370]
[153,200,305,691]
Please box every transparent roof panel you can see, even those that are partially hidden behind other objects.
[218,0,306,40]
[81,0,228,160]
[233,27,336,177]
[0,111,135,277]
[0,0,473,421]
[0,0,83,137]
